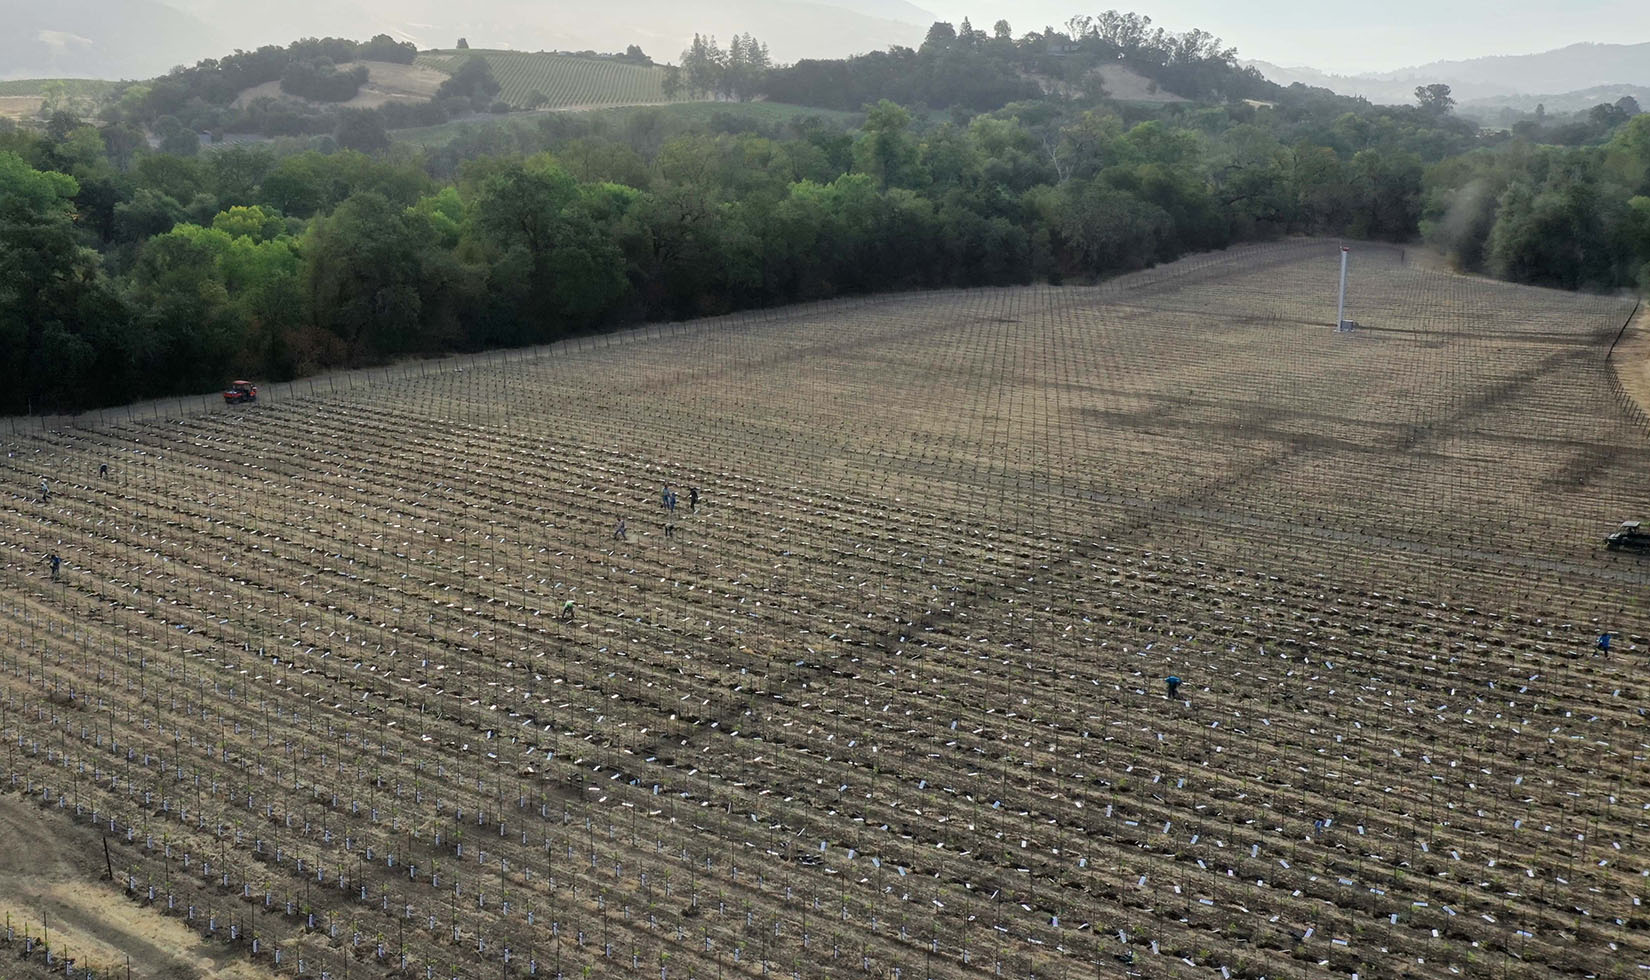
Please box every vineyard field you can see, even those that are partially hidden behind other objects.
[0,78,119,98]
[416,51,691,110]
[2,240,1649,979]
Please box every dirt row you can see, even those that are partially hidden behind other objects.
[2,242,1648,979]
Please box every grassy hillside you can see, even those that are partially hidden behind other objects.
[416,50,691,109]
[0,78,120,97]
[232,60,449,110]
[0,78,120,122]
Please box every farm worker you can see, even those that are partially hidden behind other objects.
[689,487,699,512]
[43,553,61,581]
[1598,632,1611,654]
[1165,675,1182,698]
[98,463,109,479]
[560,599,575,621]
[661,483,670,508]
[667,490,677,513]
[665,522,676,539]
[614,518,627,540]
[40,478,50,502]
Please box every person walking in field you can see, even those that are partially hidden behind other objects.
[667,490,677,513]
[99,463,109,479]
[560,599,575,621]
[689,487,699,513]
[1598,632,1612,655]
[40,478,50,503]
[1165,675,1182,699]
[43,553,61,582]
[614,518,627,541]
[665,522,676,539]
[661,484,670,509]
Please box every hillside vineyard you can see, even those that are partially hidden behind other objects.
[2,241,1647,979]
[414,52,678,109]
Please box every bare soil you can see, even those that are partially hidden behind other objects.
[0,95,45,120]
[345,62,446,108]
[233,61,448,111]
[0,793,280,979]
[2,240,1646,980]
[1093,63,1189,102]
[1609,304,1650,417]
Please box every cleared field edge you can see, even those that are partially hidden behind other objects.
[0,239,1378,438]
[1607,301,1650,433]
[3,239,1649,980]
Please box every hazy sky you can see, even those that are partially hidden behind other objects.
[935,0,1650,72]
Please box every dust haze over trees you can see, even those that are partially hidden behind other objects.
[1,9,1646,415]
[1422,112,1650,289]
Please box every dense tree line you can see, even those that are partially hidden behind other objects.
[434,57,505,108]
[1423,112,1650,289]
[763,10,1269,112]
[765,45,1043,114]
[9,11,1642,416]
[128,36,416,131]
[280,61,371,103]
[667,34,773,102]
[0,50,1492,416]
[94,36,504,149]
[1472,97,1643,148]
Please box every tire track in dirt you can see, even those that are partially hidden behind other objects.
[0,792,281,980]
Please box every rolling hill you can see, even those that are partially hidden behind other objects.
[416,51,692,110]
[1458,83,1650,117]
[231,60,449,110]
[3,0,931,82]
[1249,40,1650,105]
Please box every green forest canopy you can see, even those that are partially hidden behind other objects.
[2,10,1648,415]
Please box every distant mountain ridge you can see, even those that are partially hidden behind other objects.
[1248,41,1650,105]
[0,0,932,81]
[1458,84,1650,117]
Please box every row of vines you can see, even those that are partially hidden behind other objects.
[0,242,1647,979]
[415,52,685,109]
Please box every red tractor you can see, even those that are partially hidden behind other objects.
[223,380,258,404]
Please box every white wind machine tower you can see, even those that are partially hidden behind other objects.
[1335,245,1357,331]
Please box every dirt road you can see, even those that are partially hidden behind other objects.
[1609,302,1650,416]
[0,792,277,979]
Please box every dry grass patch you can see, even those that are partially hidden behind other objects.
[1094,63,1189,102]
[0,95,44,120]
[232,61,448,110]
[1609,304,1650,420]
